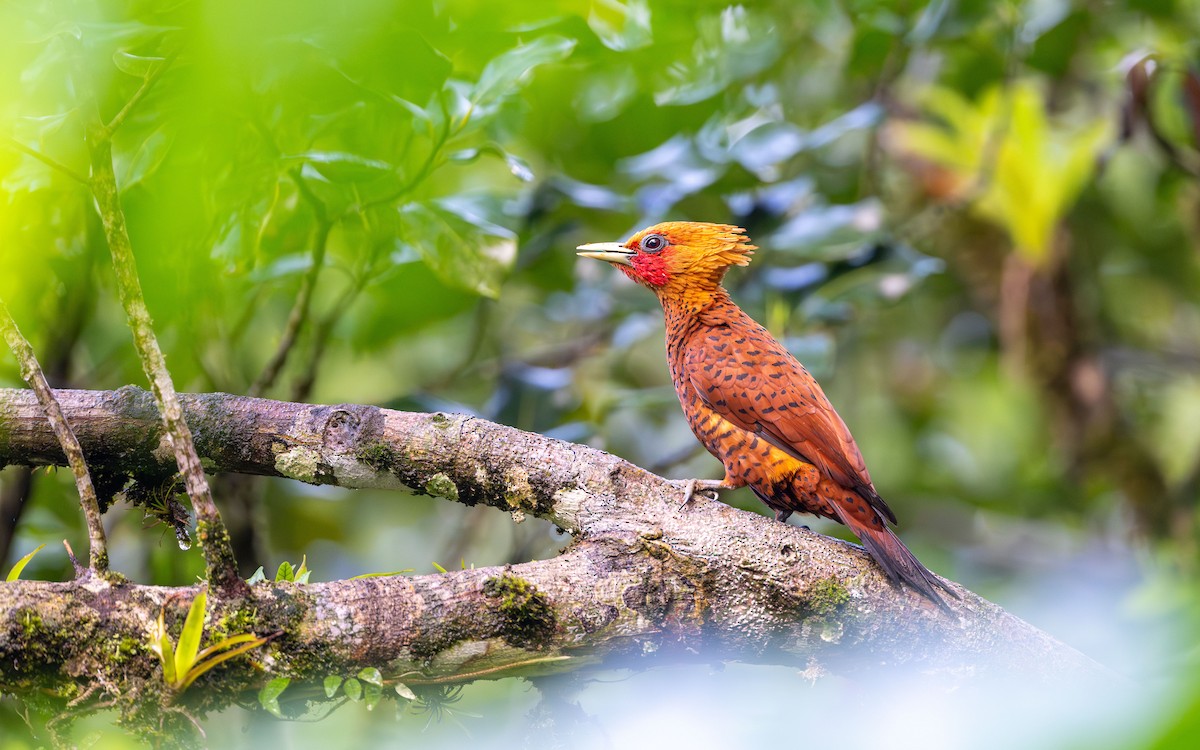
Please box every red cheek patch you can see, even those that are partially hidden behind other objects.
[630,252,670,287]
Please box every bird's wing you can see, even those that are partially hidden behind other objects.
[684,320,897,524]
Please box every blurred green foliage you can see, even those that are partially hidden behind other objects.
[2,0,1200,747]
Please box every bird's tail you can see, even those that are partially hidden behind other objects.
[833,505,958,610]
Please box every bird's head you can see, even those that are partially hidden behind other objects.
[577,222,755,301]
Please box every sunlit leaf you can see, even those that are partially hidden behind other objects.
[177,636,268,691]
[576,64,638,123]
[588,0,652,51]
[149,608,176,686]
[191,633,264,665]
[363,681,382,710]
[118,124,173,188]
[654,6,780,106]
[174,590,207,682]
[358,667,382,686]
[471,36,577,110]
[112,50,164,77]
[349,569,415,579]
[890,81,1110,264]
[448,145,534,181]
[258,677,291,718]
[503,151,534,182]
[5,543,45,581]
[324,675,343,698]
[395,682,417,701]
[399,201,517,298]
[287,152,394,183]
[293,555,310,584]
[343,677,362,701]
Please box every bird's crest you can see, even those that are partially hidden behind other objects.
[631,222,756,273]
[577,221,756,300]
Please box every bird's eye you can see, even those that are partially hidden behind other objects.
[641,234,667,253]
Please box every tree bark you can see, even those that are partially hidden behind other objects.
[0,387,1115,725]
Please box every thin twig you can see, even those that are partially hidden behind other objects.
[249,171,332,397]
[290,258,370,402]
[3,137,90,185]
[81,57,246,595]
[0,298,108,572]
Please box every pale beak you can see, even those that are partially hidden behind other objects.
[576,241,634,267]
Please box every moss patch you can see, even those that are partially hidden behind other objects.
[502,466,534,511]
[801,577,851,643]
[804,577,850,616]
[274,446,329,484]
[483,574,557,650]
[409,615,476,662]
[425,472,459,502]
[357,442,398,472]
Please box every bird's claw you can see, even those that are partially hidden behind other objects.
[674,478,727,510]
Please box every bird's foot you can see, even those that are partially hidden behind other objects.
[674,478,734,510]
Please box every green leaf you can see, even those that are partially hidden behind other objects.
[112,50,164,77]
[174,590,207,681]
[323,675,343,698]
[258,677,291,718]
[119,124,174,189]
[394,682,417,701]
[275,561,294,583]
[287,152,395,183]
[294,555,310,584]
[349,569,414,579]
[246,567,266,585]
[343,677,362,702]
[447,144,534,181]
[6,543,45,581]
[431,561,448,574]
[178,636,268,691]
[151,608,177,687]
[192,633,264,665]
[363,681,383,710]
[470,36,576,110]
[399,201,517,299]
[357,667,382,686]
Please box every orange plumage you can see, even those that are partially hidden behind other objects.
[578,221,954,607]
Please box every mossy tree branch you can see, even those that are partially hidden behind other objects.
[0,386,1114,723]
